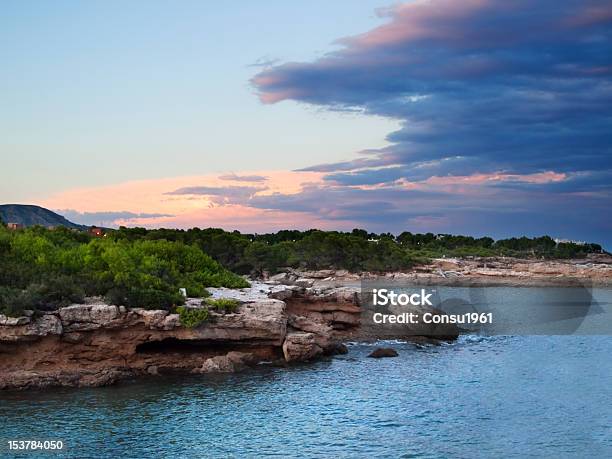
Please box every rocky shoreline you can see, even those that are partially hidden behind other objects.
[1,255,611,390]
[0,279,445,390]
[279,254,612,288]
[413,255,612,287]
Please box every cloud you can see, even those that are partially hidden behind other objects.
[37,170,331,233]
[218,173,269,182]
[34,166,612,247]
[165,185,267,205]
[31,2,612,247]
[253,0,612,182]
[250,0,612,245]
[59,210,174,227]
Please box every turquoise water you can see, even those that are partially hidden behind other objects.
[1,334,611,458]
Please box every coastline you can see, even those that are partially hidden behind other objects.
[300,254,612,288]
[1,256,611,391]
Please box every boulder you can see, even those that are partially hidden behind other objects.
[195,352,255,373]
[367,347,399,358]
[268,272,295,283]
[160,313,180,330]
[29,314,63,336]
[331,343,349,355]
[294,278,314,288]
[282,332,323,362]
[268,285,299,301]
[288,315,336,351]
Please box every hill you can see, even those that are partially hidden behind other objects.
[0,204,86,230]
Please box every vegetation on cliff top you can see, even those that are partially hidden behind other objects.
[176,305,209,328]
[111,226,603,275]
[0,224,247,317]
[205,298,240,313]
[0,218,604,317]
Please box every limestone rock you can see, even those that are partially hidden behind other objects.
[0,315,31,326]
[288,315,336,351]
[30,314,63,336]
[176,299,287,345]
[0,314,62,343]
[59,304,122,331]
[132,309,170,329]
[160,313,180,330]
[299,270,335,279]
[282,332,323,362]
[268,272,295,283]
[294,278,314,288]
[195,352,254,373]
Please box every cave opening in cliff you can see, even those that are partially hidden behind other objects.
[135,338,247,355]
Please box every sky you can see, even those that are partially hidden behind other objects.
[1,0,611,247]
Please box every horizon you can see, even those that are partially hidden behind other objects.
[2,1,611,247]
[0,203,606,250]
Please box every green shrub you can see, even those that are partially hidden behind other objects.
[204,298,240,313]
[0,223,604,317]
[0,286,30,317]
[0,225,249,314]
[30,275,86,310]
[176,306,209,328]
[0,276,86,317]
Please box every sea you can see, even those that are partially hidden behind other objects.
[1,288,612,458]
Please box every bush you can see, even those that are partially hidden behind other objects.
[0,223,605,316]
[0,286,31,317]
[105,287,183,310]
[205,298,240,313]
[0,225,251,316]
[176,306,209,328]
[0,276,86,317]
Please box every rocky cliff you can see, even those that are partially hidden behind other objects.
[0,275,462,390]
[6,256,609,391]
[0,297,285,390]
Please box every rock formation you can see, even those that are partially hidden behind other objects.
[1,275,461,390]
[367,348,399,358]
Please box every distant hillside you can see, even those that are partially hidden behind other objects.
[0,204,86,230]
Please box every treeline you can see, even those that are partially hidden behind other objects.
[0,225,247,317]
[0,222,603,317]
[110,227,603,275]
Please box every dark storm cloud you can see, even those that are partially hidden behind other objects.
[253,0,612,183]
[250,0,612,246]
[248,183,459,223]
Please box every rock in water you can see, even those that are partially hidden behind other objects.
[282,332,323,362]
[333,343,349,355]
[367,347,398,358]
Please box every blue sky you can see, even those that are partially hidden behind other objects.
[1,1,611,247]
[1,0,396,197]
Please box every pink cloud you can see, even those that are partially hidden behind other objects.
[37,170,328,231]
[342,0,492,49]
